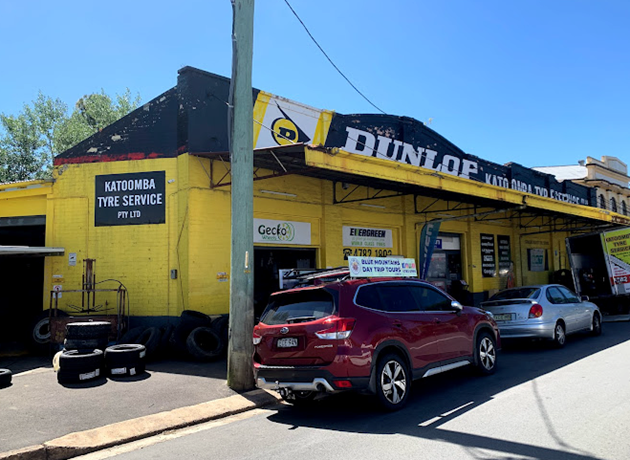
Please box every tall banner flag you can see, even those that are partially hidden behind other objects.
[419,221,441,279]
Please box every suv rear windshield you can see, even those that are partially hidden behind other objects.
[260,289,336,325]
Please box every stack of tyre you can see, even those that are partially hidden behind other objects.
[56,321,147,383]
[118,311,227,362]
[56,321,111,384]
[170,311,227,361]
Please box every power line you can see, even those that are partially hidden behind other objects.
[283,0,386,115]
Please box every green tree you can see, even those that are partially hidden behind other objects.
[0,89,141,183]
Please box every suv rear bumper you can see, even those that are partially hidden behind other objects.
[256,377,336,392]
[254,364,370,393]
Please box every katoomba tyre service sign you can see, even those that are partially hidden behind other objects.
[95,171,166,226]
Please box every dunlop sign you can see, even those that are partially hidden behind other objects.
[95,171,166,226]
[254,218,311,245]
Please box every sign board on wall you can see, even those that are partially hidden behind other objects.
[95,171,166,226]
[254,218,311,245]
[348,256,417,278]
[497,235,511,275]
[480,234,496,277]
[342,226,393,248]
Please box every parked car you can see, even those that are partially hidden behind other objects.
[253,278,500,410]
[480,284,602,347]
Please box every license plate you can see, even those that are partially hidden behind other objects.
[277,337,298,348]
[493,313,513,322]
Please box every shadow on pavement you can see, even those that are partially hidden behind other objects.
[264,322,630,460]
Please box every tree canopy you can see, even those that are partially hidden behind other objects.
[0,89,141,183]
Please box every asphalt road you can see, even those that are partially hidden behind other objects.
[74,321,630,460]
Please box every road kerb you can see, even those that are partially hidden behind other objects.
[0,445,46,460]
[39,388,281,460]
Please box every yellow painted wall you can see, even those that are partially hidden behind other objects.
[22,153,604,319]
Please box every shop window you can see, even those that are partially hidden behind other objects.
[623,201,628,216]
[599,194,606,209]
[611,197,618,213]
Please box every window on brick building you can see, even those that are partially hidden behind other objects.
[599,194,606,209]
[611,197,618,213]
[622,201,628,216]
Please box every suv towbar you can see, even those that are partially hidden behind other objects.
[256,377,335,393]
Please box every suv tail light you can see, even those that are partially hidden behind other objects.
[315,317,356,340]
[252,326,262,345]
[528,303,543,318]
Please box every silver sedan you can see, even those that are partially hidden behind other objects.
[480,284,602,347]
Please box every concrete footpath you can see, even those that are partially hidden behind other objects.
[0,355,281,460]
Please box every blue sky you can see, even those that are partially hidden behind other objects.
[1,0,628,168]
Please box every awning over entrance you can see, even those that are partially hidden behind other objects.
[191,144,630,235]
[0,246,64,257]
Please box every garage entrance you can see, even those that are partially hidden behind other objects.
[254,247,317,318]
[0,216,47,352]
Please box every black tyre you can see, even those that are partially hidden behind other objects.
[375,353,410,411]
[64,337,108,351]
[552,321,567,348]
[158,324,174,356]
[120,326,146,344]
[57,349,103,383]
[137,327,162,360]
[30,309,69,351]
[65,321,111,340]
[591,313,602,336]
[104,344,146,377]
[186,327,225,361]
[0,368,12,388]
[475,331,497,375]
[211,315,229,345]
[180,310,212,330]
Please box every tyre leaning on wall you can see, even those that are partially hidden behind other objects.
[30,310,69,352]
[186,327,225,362]
[137,327,162,360]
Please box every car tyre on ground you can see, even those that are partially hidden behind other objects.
[375,353,410,411]
[591,313,602,336]
[104,344,146,377]
[120,326,146,344]
[475,331,497,375]
[552,321,567,348]
[57,349,104,384]
[0,369,12,388]
[137,327,162,360]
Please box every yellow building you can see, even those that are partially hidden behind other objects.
[1,67,628,348]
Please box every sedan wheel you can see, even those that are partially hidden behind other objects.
[553,322,566,348]
[376,354,409,410]
[591,313,602,336]
[476,332,497,374]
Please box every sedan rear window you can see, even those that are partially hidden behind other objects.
[490,288,540,301]
[260,289,336,325]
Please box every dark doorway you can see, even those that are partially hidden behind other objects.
[0,223,46,352]
[254,247,317,319]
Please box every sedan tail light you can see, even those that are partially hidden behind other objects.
[528,303,543,318]
[315,317,356,340]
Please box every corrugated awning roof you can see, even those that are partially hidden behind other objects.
[0,246,64,257]
[190,144,630,234]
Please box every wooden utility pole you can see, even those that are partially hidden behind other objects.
[227,0,255,391]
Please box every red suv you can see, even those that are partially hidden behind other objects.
[253,277,500,410]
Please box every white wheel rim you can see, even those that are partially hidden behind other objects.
[479,337,496,370]
[381,360,407,404]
